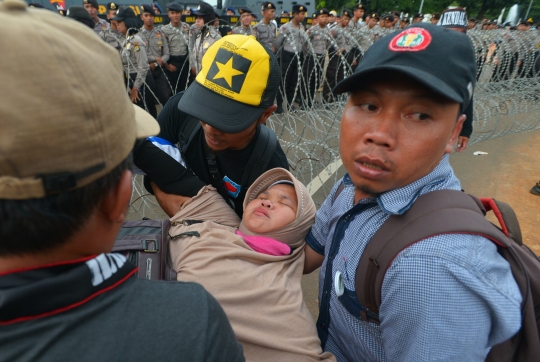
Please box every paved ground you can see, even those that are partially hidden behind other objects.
[301,129,540,318]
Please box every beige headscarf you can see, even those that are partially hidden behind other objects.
[168,168,335,362]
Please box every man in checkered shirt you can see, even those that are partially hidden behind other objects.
[304,23,522,361]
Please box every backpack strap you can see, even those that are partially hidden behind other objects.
[239,125,278,190]
[354,189,512,323]
[178,115,201,155]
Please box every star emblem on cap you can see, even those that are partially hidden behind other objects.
[213,58,244,88]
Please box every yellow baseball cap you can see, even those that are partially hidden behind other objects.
[0,0,159,200]
[178,35,280,133]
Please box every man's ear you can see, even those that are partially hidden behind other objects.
[100,170,133,223]
[445,114,466,154]
[259,105,278,124]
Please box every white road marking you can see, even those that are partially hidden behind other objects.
[307,158,343,196]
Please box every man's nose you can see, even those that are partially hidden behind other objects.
[363,114,397,149]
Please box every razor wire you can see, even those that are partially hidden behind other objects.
[127,26,540,219]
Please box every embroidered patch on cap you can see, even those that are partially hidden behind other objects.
[389,27,432,52]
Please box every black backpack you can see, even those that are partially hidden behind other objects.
[343,188,540,362]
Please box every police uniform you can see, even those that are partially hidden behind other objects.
[323,10,351,102]
[140,4,172,106]
[99,27,124,56]
[252,2,277,50]
[161,3,190,93]
[231,7,254,35]
[189,1,222,78]
[274,4,306,111]
[82,0,110,35]
[121,34,155,116]
[303,9,331,107]
[189,26,221,75]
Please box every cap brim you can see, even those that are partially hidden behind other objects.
[133,104,160,138]
[111,14,125,20]
[178,81,266,133]
[333,65,463,104]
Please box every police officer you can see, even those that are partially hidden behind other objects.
[189,1,221,77]
[311,12,318,26]
[381,14,394,29]
[105,2,117,19]
[323,9,352,102]
[231,7,254,35]
[161,2,190,93]
[274,4,306,113]
[113,7,153,115]
[350,3,365,27]
[140,4,172,106]
[99,4,123,56]
[252,2,277,50]
[302,8,331,108]
[82,0,110,34]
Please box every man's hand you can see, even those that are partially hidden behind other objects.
[129,88,140,103]
[166,63,177,72]
[149,62,156,71]
[156,57,165,66]
[456,136,469,152]
[151,181,190,217]
[191,67,196,75]
[353,59,357,66]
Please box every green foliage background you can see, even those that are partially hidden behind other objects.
[316,0,540,23]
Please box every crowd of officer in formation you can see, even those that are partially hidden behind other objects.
[39,0,539,115]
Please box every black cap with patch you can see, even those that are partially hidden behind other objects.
[353,4,365,11]
[192,1,214,16]
[107,2,117,10]
[334,23,477,112]
[382,14,394,22]
[82,0,98,9]
[238,7,253,15]
[341,9,352,18]
[318,8,330,15]
[261,2,276,10]
[292,4,306,14]
[166,2,183,12]
[112,6,136,20]
[141,4,156,16]
[413,13,423,19]
[370,13,379,20]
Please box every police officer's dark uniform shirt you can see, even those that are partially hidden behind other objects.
[134,92,289,218]
[252,20,277,49]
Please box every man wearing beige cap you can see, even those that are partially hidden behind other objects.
[0,1,244,360]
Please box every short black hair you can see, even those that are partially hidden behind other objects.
[0,155,133,256]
